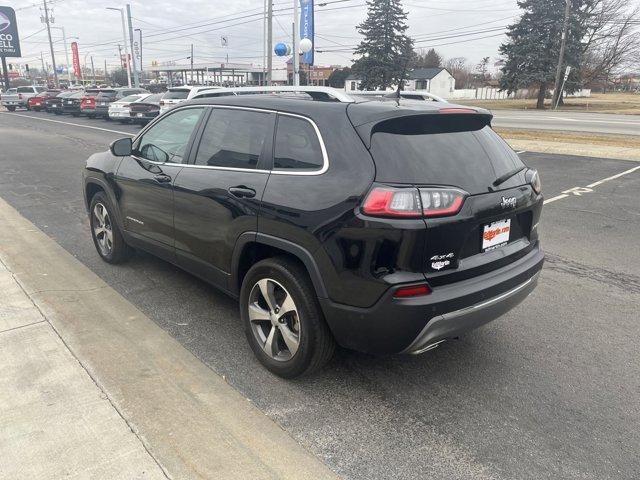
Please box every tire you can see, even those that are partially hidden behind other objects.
[6,106,16,112]
[87,114,95,119]
[240,257,335,378]
[89,192,132,264]
[71,113,79,117]
[54,111,62,115]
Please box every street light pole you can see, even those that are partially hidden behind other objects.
[107,7,132,88]
[51,26,71,85]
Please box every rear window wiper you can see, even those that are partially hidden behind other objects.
[493,166,526,187]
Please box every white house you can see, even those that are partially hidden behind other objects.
[345,67,455,98]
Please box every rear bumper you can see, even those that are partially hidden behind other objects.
[320,245,544,354]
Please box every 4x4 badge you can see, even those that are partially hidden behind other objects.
[500,196,517,209]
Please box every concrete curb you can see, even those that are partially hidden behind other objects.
[501,138,640,162]
[0,196,340,480]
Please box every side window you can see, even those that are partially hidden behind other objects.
[273,115,324,171]
[194,109,272,169]
[135,107,204,163]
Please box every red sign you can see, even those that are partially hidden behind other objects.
[71,42,81,79]
[120,54,131,69]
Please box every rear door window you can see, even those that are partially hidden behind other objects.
[194,108,273,170]
[369,115,524,194]
[273,115,324,171]
[18,87,35,93]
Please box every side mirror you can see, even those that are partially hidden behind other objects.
[110,137,132,157]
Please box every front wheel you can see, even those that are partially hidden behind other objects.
[240,257,335,378]
[6,106,16,112]
[89,192,132,264]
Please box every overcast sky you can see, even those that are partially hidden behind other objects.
[9,0,639,74]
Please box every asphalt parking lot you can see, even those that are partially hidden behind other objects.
[1,110,639,480]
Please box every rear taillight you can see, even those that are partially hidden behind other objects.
[362,186,466,218]
[361,187,422,218]
[393,283,431,298]
[527,169,542,194]
[419,188,466,217]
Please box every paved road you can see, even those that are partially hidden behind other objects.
[1,110,639,480]
[491,109,640,136]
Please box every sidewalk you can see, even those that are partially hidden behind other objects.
[0,195,339,480]
[0,260,167,479]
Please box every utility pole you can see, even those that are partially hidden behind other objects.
[1,58,9,91]
[104,59,108,84]
[108,7,132,87]
[267,0,273,85]
[552,0,571,108]
[126,4,139,87]
[292,0,300,87]
[91,56,96,83]
[42,0,59,87]
[190,44,194,85]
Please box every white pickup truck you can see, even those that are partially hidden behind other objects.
[1,85,47,111]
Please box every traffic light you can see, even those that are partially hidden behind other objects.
[8,63,13,70]
[25,64,30,72]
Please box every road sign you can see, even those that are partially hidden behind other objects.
[0,6,21,57]
[563,66,572,82]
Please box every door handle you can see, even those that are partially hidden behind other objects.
[228,186,256,198]
[154,174,172,184]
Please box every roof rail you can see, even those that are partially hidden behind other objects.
[350,89,448,103]
[191,86,356,103]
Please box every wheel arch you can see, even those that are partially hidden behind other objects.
[84,178,125,231]
[231,233,329,300]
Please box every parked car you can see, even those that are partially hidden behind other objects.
[79,88,105,118]
[62,91,86,116]
[158,86,222,114]
[129,93,163,124]
[46,91,77,114]
[90,88,149,119]
[83,88,544,378]
[108,93,151,122]
[28,90,61,111]
[1,85,47,111]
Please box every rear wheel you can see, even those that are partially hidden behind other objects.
[240,257,335,378]
[6,106,16,112]
[89,192,132,264]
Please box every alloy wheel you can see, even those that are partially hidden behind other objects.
[92,203,113,256]
[248,278,301,361]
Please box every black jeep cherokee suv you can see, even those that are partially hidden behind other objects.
[83,92,544,378]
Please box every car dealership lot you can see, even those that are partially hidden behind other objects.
[1,110,639,479]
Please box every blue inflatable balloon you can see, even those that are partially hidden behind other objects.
[274,43,288,57]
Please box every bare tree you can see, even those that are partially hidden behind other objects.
[581,0,640,90]
[445,57,472,89]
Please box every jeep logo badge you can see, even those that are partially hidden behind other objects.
[500,196,517,209]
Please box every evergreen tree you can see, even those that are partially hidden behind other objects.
[415,48,443,69]
[352,0,414,90]
[499,0,586,109]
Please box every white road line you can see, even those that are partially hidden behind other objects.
[545,166,640,205]
[586,165,640,188]
[543,194,569,205]
[0,112,135,136]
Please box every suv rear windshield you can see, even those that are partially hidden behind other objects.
[369,115,525,195]
[164,89,190,99]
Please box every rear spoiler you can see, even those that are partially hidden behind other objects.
[354,109,493,149]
